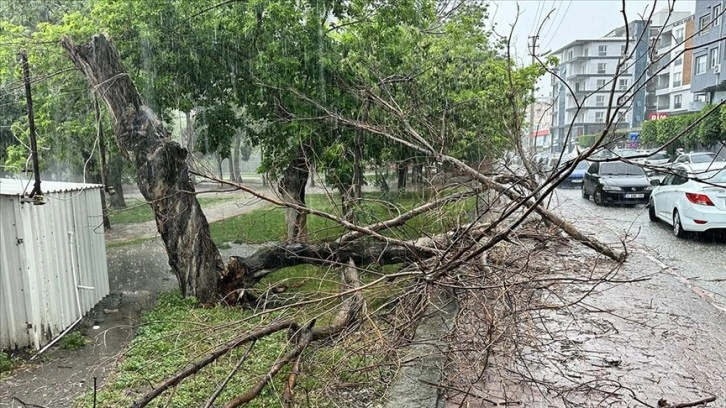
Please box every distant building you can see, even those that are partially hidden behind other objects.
[690,0,726,105]
[649,14,697,116]
[528,97,552,151]
[549,10,691,153]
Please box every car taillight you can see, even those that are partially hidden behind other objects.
[685,192,715,206]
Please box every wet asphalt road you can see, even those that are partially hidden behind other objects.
[549,186,726,310]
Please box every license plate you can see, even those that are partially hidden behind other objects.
[571,179,582,183]
[625,193,644,198]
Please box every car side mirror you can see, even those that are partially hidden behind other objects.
[650,179,661,186]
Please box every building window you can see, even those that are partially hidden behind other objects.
[568,49,573,60]
[595,112,605,123]
[696,55,707,74]
[598,45,607,56]
[619,78,628,90]
[597,79,606,88]
[700,14,711,35]
[695,93,707,102]
[710,47,720,69]
[672,72,682,87]
[675,27,685,42]
[595,95,606,106]
[674,94,682,109]
[674,57,683,66]
[597,63,607,74]
[714,5,722,26]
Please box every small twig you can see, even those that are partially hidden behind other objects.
[223,320,316,408]
[202,340,257,408]
[131,319,300,408]
[283,348,303,407]
[661,396,718,408]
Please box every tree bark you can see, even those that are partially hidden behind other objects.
[220,241,421,295]
[278,150,309,241]
[62,35,224,302]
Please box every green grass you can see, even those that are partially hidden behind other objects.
[74,292,292,407]
[108,196,239,225]
[60,331,86,350]
[210,189,474,245]
[0,352,14,374]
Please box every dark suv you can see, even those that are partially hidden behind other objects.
[582,161,653,206]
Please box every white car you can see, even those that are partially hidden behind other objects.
[648,162,726,237]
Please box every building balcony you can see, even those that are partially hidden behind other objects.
[566,72,633,80]
[566,104,609,110]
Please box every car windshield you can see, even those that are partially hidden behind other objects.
[648,152,669,160]
[694,168,726,184]
[600,162,644,176]
[615,150,638,157]
[691,153,717,163]
[575,161,589,170]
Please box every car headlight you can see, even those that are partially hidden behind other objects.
[645,185,654,191]
[602,185,622,191]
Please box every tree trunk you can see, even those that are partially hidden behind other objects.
[221,240,421,294]
[278,151,309,242]
[108,153,127,209]
[412,163,423,188]
[397,162,408,191]
[216,154,224,181]
[62,35,224,303]
[353,132,363,202]
[230,131,242,183]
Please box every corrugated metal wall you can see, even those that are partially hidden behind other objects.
[0,187,109,350]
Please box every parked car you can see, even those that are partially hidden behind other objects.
[670,152,725,166]
[612,148,639,159]
[641,150,671,176]
[557,160,589,188]
[648,162,726,237]
[582,161,653,206]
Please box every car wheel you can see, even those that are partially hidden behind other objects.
[581,185,589,199]
[648,199,657,222]
[672,210,687,238]
[593,188,604,206]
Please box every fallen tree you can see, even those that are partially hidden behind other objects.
[61,32,629,408]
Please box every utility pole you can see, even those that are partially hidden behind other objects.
[528,36,539,155]
[19,50,44,204]
[95,95,112,230]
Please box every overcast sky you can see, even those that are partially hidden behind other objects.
[489,0,697,89]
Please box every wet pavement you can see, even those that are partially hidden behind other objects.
[551,187,726,309]
[446,187,726,407]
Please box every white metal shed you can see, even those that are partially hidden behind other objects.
[0,178,109,350]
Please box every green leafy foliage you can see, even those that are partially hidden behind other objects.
[698,104,723,145]
[60,331,86,350]
[0,352,13,373]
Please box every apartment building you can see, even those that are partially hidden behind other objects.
[649,14,696,116]
[691,0,726,105]
[549,10,691,153]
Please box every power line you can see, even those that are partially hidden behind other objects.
[542,0,572,51]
